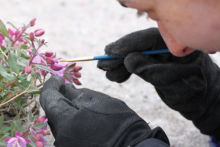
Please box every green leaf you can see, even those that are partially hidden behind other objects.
[0,63,15,81]
[12,115,25,133]
[10,122,15,136]
[34,122,47,129]
[18,74,28,80]
[8,51,19,73]
[27,87,40,94]
[0,20,10,39]
[19,80,31,88]
[5,39,12,47]
[2,46,10,55]
[0,140,7,146]
[20,51,30,59]
[27,136,36,147]
[0,135,10,146]
[17,57,28,67]
[34,64,56,74]
[21,44,28,50]
[16,104,26,115]
[1,127,11,134]
[0,115,3,129]
[1,46,6,52]
[64,74,72,83]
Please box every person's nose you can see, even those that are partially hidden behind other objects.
[165,38,194,57]
[158,22,194,57]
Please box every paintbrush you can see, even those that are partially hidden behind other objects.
[59,49,169,62]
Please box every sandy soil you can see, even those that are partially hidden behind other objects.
[1,0,219,146]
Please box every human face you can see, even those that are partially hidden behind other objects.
[118,0,220,57]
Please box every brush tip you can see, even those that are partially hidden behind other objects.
[58,59,68,62]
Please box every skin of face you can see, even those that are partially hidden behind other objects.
[118,0,220,57]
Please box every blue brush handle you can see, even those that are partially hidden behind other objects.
[93,49,169,60]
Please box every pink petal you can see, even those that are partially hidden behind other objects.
[15,132,21,137]
[17,136,28,144]
[4,137,13,142]
[24,138,31,143]
[8,29,14,36]
[8,138,17,143]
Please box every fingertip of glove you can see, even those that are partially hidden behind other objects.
[106,65,131,83]
[42,75,64,91]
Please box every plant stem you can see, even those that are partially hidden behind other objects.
[11,27,26,47]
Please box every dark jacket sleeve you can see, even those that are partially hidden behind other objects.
[154,52,220,140]
[135,138,170,147]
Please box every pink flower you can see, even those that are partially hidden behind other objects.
[0,39,2,46]
[30,18,36,27]
[37,116,46,123]
[35,141,44,147]
[0,32,5,40]
[34,29,45,37]
[45,51,53,57]
[45,57,55,64]
[0,32,5,46]
[29,32,35,42]
[51,63,63,71]
[25,64,32,74]
[4,132,30,147]
[8,28,26,46]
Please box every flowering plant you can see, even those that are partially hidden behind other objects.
[0,19,82,146]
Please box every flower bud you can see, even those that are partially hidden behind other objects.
[35,141,44,147]
[51,64,63,71]
[72,79,82,85]
[25,65,32,74]
[45,51,53,57]
[46,57,55,64]
[74,72,81,78]
[30,18,36,27]
[8,29,14,36]
[41,39,45,45]
[0,32,5,40]
[27,47,32,54]
[15,30,20,36]
[34,29,45,37]
[29,32,34,42]
[42,129,50,136]
[41,70,47,76]
[35,134,41,141]
[38,116,46,123]
[73,66,82,72]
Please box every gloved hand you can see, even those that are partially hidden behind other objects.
[97,27,167,83]
[98,28,220,140]
[40,76,169,147]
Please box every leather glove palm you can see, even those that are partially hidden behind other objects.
[40,76,169,147]
[98,28,220,140]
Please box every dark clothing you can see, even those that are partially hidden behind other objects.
[41,28,220,146]
[136,138,170,147]
[98,28,220,141]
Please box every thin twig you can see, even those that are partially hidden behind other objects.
[0,82,33,107]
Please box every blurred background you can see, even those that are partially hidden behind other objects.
[1,0,219,146]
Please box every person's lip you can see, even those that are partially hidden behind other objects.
[205,51,217,54]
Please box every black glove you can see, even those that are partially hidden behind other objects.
[40,76,169,147]
[98,27,167,83]
[98,28,220,140]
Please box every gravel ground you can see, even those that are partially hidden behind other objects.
[1,0,220,147]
